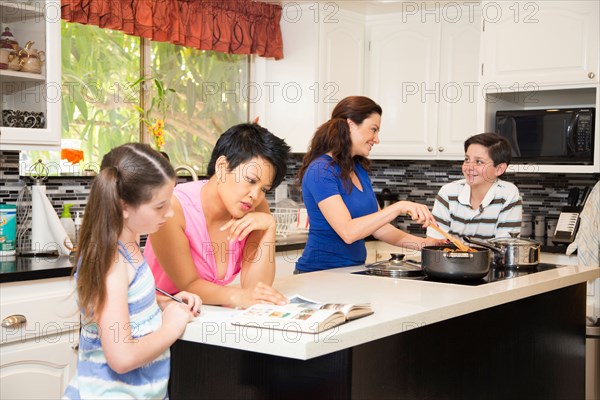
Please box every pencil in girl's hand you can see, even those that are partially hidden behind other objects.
[155,287,185,304]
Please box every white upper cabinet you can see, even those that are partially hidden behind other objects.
[0,0,62,150]
[252,4,365,153]
[436,7,482,158]
[480,0,599,89]
[367,4,480,159]
[366,14,440,158]
[477,1,600,173]
[318,10,365,124]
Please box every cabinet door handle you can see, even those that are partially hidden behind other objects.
[438,146,445,152]
[1,314,27,328]
[589,72,596,79]
[427,146,434,152]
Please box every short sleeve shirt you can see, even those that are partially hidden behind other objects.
[295,155,379,272]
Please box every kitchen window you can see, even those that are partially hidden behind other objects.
[21,21,249,175]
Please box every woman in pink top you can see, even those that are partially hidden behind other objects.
[144,123,291,308]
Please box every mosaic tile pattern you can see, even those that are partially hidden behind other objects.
[280,155,600,234]
[2,151,599,248]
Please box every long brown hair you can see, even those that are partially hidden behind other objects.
[297,96,382,193]
[75,143,175,318]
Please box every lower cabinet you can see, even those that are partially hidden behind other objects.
[0,333,78,400]
[0,276,79,399]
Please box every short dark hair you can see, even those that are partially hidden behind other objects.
[207,123,290,188]
[464,133,513,166]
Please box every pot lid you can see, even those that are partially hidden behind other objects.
[489,237,540,245]
[364,253,424,277]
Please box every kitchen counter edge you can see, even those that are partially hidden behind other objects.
[179,264,600,360]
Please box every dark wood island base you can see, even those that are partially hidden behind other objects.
[170,283,586,400]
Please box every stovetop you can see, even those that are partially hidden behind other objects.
[352,263,561,286]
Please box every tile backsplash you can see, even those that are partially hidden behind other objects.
[2,151,599,247]
[282,155,600,233]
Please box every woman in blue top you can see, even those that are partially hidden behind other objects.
[295,96,444,273]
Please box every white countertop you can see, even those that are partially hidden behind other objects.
[180,255,599,360]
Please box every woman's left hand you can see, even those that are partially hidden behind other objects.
[220,212,276,241]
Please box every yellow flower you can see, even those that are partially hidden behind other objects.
[151,119,165,150]
[130,77,174,152]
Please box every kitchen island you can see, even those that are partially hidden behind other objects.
[170,263,599,399]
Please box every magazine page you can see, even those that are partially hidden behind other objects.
[288,294,372,319]
[230,302,344,333]
[288,294,323,306]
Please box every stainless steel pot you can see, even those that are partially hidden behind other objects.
[421,245,491,280]
[465,237,540,268]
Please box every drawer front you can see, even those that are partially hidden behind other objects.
[1,278,79,345]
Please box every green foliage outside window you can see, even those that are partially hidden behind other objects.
[149,41,249,173]
[61,22,140,168]
[22,21,248,175]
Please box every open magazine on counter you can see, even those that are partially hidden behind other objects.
[230,295,374,334]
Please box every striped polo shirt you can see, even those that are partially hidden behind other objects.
[427,179,523,240]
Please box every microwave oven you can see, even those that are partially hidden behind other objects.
[495,108,595,164]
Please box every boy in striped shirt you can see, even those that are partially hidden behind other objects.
[427,133,523,240]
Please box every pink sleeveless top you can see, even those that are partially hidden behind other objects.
[145,180,246,294]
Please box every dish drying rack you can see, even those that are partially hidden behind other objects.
[271,207,309,237]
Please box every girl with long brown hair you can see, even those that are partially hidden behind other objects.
[295,96,444,273]
[65,143,200,399]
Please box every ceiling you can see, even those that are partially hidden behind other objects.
[267,1,465,16]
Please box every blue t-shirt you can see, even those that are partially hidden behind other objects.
[296,155,379,272]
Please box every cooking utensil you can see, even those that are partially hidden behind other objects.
[364,253,424,278]
[464,237,540,268]
[421,245,491,280]
[428,224,472,252]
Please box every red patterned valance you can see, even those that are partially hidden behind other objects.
[61,0,283,59]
